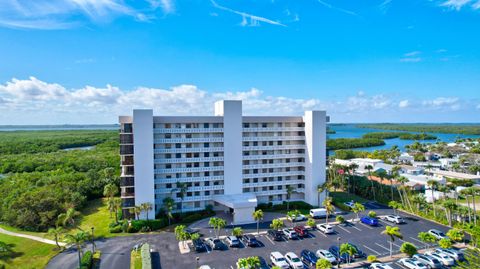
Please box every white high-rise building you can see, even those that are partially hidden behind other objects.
[119,100,328,224]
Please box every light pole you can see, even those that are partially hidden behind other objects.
[337,236,342,269]
[91,227,95,253]
[195,257,200,269]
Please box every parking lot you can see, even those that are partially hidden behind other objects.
[153,203,454,269]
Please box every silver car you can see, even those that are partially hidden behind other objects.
[413,254,442,269]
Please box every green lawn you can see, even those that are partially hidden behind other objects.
[0,224,47,239]
[330,191,370,204]
[0,233,59,269]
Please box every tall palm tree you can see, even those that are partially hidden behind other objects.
[113,197,122,223]
[57,207,80,227]
[163,197,175,226]
[317,182,328,207]
[471,187,478,226]
[252,209,264,235]
[209,217,226,238]
[382,226,403,257]
[442,199,458,227]
[47,226,64,249]
[348,163,359,193]
[340,243,357,264]
[286,185,295,211]
[175,182,188,213]
[65,231,89,269]
[352,202,365,221]
[323,197,334,225]
[140,202,153,221]
[411,194,426,213]
[365,165,376,201]
[103,183,118,199]
[427,180,439,219]
[460,188,472,223]
[107,198,116,218]
[129,206,142,220]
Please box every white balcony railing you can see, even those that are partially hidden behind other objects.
[154,147,224,154]
[154,137,223,143]
[242,136,305,142]
[242,153,305,160]
[154,176,224,184]
[154,128,224,134]
[154,185,224,194]
[242,162,305,170]
[155,157,224,164]
[155,166,224,174]
[242,145,305,151]
[242,170,305,179]
[242,127,304,132]
[243,179,305,188]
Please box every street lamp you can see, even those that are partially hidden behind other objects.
[195,257,200,269]
[91,227,95,253]
[337,236,342,269]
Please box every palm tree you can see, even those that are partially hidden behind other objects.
[471,187,478,226]
[323,197,334,225]
[47,227,64,249]
[417,231,437,246]
[65,231,89,269]
[113,197,122,223]
[365,165,376,201]
[252,209,264,235]
[174,225,188,248]
[57,207,80,227]
[163,197,175,226]
[442,199,458,227]
[128,206,142,220]
[286,185,295,211]
[427,180,439,218]
[175,182,188,213]
[270,218,284,231]
[103,183,118,199]
[317,183,328,207]
[411,194,426,213]
[460,188,472,223]
[377,170,391,199]
[140,202,153,221]
[237,256,261,269]
[348,163,359,193]
[340,243,357,264]
[388,201,400,215]
[107,198,116,218]
[352,202,365,221]
[232,227,243,237]
[382,226,403,257]
[209,217,226,238]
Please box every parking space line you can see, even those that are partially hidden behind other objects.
[350,224,362,231]
[409,236,428,247]
[265,235,275,245]
[392,242,401,248]
[358,222,374,230]
[396,262,409,269]
[378,219,395,226]
[363,245,382,255]
[315,230,328,238]
[375,243,390,252]
[336,225,351,234]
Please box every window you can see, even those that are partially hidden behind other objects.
[205,171,210,177]
[166,183,172,188]
[204,181,210,186]
[243,123,249,128]
[204,123,209,128]
[204,152,210,157]
[176,153,181,158]
[204,143,209,148]
[175,143,181,148]
[205,191,210,196]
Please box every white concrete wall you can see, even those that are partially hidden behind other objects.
[304,111,327,207]
[133,109,156,219]
[233,207,255,225]
[214,100,243,196]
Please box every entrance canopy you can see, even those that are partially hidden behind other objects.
[213,193,257,225]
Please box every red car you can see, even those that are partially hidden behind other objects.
[293,226,308,237]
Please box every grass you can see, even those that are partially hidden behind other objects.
[0,224,47,239]
[0,233,59,269]
[130,250,142,269]
[330,191,370,204]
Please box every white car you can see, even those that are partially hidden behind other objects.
[316,249,337,264]
[270,252,289,269]
[384,215,405,224]
[225,236,240,247]
[198,266,212,269]
[317,223,335,234]
[369,262,394,269]
[282,228,299,239]
[425,251,455,266]
[344,201,355,208]
[413,254,442,269]
[285,252,303,269]
[435,248,464,261]
[398,258,428,269]
[291,214,307,222]
[428,229,448,240]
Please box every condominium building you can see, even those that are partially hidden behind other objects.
[119,100,328,224]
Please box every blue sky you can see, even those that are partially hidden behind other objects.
[0,0,479,124]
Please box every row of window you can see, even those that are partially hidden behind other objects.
[156,161,223,169]
[242,140,305,147]
[243,167,305,174]
[155,123,223,129]
[243,158,304,165]
[154,142,223,149]
[243,184,304,193]
[154,171,224,179]
[156,133,223,139]
[243,122,304,128]
[157,152,223,159]
[242,131,305,137]
[243,175,304,183]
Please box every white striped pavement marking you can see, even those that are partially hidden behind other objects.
[265,235,276,245]
[375,242,390,252]
[363,244,382,255]
[358,222,374,229]
[336,225,352,234]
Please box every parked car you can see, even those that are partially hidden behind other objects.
[293,226,309,237]
[225,236,240,247]
[428,229,448,240]
[316,249,337,264]
[328,245,351,263]
[282,228,299,240]
[270,252,290,269]
[300,249,318,267]
[289,214,307,222]
[344,201,356,209]
[360,216,378,226]
[413,254,442,269]
[285,252,304,269]
[310,208,328,218]
[241,234,260,247]
[425,251,455,266]
[317,223,335,234]
[192,238,207,252]
[398,258,428,269]
[348,243,365,258]
[205,238,223,250]
[384,215,405,224]
[435,248,464,261]
[185,228,203,236]
[267,230,284,241]
[369,263,394,269]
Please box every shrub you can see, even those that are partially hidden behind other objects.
[109,222,119,228]
[438,238,453,249]
[256,201,313,211]
[446,228,464,242]
[336,215,345,224]
[139,226,151,233]
[80,250,93,269]
[121,221,129,233]
[141,243,152,269]
[130,219,168,231]
[127,225,138,233]
[368,211,377,218]
[367,255,378,263]
[400,242,417,257]
[109,225,122,233]
[316,258,332,269]
[306,218,316,228]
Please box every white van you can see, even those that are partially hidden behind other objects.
[310,208,327,219]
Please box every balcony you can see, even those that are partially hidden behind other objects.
[242,127,304,132]
[242,153,305,160]
[242,145,305,151]
[154,128,224,134]
[253,188,305,196]
[154,137,223,143]
[155,166,224,174]
[121,192,135,198]
[243,179,305,188]
[155,157,224,164]
[154,185,224,194]
[242,170,305,179]
[242,136,305,142]
[242,162,305,170]
[154,176,224,184]
[122,198,135,208]
[120,176,134,187]
[119,134,133,144]
[154,147,224,154]
[120,145,134,155]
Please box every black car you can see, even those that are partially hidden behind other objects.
[300,249,318,267]
[258,256,270,269]
[267,229,283,241]
[328,245,351,263]
[206,238,224,250]
[241,234,260,247]
[192,238,206,252]
[348,243,366,258]
[185,228,203,237]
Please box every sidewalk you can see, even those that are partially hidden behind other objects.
[0,226,66,246]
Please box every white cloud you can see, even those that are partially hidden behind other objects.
[398,100,410,108]
[146,0,175,14]
[474,0,480,9]
[210,0,286,27]
[422,97,461,110]
[400,57,422,62]
[404,51,421,57]
[440,0,472,10]
[316,0,359,17]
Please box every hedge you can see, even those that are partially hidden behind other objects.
[141,243,152,269]
[109,225,122,233]
[80,250,93,269]
[257,201,313,211]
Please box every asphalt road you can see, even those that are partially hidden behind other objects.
[46,203,453,269]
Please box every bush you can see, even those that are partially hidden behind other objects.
[141,243,152,269]
[109,225,122,233]
[438,238,453,249]
[257,201,313,212]
[336,215,345,224]
[139,226,151,233]
[367,255,378,263]
[80,250,93,269]
[400,242,417,257]
[368,211,377,218]
[122,221,129,233]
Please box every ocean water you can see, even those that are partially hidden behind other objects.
[328,124,480,153]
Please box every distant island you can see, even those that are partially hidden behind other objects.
[362,132,437,140]
[357,123,480,135]
[327,137,385,150]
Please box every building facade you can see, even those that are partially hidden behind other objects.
[119,100,328,224]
